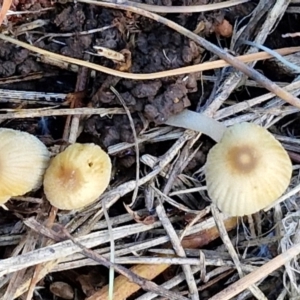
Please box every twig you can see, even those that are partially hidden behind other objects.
[98,0,250,13]
[0,88,66,102]
[152,186,203,214]
[107,127,183,155]
[0,107,125,119]
[102,205,115,300]
[5,7,54,16]
[282,32,300,38]
[211,205,267,299]
[156,204,199,300]
[110,86,140,206]
[242,40,300,73]
[215,79,300,120]
[35,24,114,43]
[0,72,45,85]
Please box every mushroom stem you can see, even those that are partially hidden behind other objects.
[164,109,226,142]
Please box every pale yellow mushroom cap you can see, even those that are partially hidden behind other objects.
[43,143,112,210]
[205,122,292,216]
[0,128,50,204]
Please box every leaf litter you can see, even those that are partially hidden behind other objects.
[0,0,300,299]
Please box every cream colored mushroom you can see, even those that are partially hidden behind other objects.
[0,128,50,204]
[43,143,112,210]
[205,122,292,216]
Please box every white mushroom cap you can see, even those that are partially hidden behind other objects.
[43,143,112,210]
[0,128,50,204]
[205,122,292,216]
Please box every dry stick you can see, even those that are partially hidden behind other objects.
[110,87,140,206]
[104,87,140,298]
[59,256,205,268]
[77,0,300,109]
[215,80,300,120]
[35,24,115,43]
[156,204,199,300]
[25,207,58,300]
[208,241,300,300]
[0,107,125,119]
[0,72,44,85]
[102,203,115,300]
[68,54,90,143]
[100,0,250,13]
[242,40,300,73]
[211,206,267,299]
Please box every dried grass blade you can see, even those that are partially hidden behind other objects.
[0,33,299,80]
[0,0,12,26]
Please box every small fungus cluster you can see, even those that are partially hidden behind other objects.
[205,122,292,216]
[43,143,112,210]
[0,111,292,215]
[0,128,112,210]
[0,128,50,204]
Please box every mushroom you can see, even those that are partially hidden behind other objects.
[205,122,292,216]
[164,110,292,216]
[164,109,226,142]
[43,143,112,210]
[0,128,50,204]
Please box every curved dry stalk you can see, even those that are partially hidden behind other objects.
[101,0,250,13]
[0,34,299,80]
